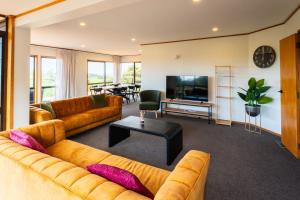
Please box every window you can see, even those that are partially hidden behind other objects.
[29,56,36,104]
[135,62,142,84]
[41,57,57,102]
[87,61,114,94]
[120,62,142,84]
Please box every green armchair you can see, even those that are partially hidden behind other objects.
[139,90,161,118]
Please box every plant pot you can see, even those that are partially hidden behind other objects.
[245,104,261,117]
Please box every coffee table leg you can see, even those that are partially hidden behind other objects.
[166,130,183,165]
[109,126,130,147]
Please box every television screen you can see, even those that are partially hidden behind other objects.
[166,76,208,101]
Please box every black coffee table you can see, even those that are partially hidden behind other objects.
[109,116,183,165]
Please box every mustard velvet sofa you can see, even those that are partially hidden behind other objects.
[0,120,210,200]
[30,95,122,137]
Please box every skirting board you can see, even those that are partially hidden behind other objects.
[159,111,281,137]
[232,121,281,137]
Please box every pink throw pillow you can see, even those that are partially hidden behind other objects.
[9,130,48,154]
[87,164,154,199]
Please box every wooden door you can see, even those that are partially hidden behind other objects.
[280,33,300,158]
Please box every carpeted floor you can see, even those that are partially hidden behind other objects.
[71,102,300,200]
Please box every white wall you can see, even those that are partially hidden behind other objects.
[141,10,300,134]
[14,28,30,128]
[121,55,142,63]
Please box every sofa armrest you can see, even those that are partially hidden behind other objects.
[106,95,122,108]
[30,106,53,124]
[154,150,210,200]
[0,120,66,148]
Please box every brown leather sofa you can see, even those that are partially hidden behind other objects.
[30,95,122,137]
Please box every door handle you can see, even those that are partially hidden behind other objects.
[278,90,283,93]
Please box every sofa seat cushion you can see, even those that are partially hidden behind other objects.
[60,107,119,131]
[48,140,170,195]
[60,112,94,131]
[47,140,111,168]
[85,107,120,122]
[99,155,170,195]
[139,102,160,111]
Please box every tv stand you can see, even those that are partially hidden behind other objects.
[160,99,213,124]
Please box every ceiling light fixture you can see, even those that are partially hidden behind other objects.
[212,27,219,32]
[79,22,86,27]
[80,44,86,48]
[192,0,201,3]
[131,38,136,42]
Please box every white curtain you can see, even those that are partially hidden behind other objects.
[112,55,121,84]
[56,50,76,99]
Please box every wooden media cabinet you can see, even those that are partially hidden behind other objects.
[160,99,213,124]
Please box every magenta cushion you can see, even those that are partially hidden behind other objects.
[87,164,154,199]
[9,130,48,154]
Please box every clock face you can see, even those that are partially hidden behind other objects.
[253,46,276,68]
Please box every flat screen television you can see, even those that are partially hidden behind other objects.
[166,76,208,101]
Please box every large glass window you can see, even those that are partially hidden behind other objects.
[135,62,142,84]
[120,63,134,84]
[41,57,57,102]
[87,61,114,94]
[120,62,142,84]
[29,56,36,104]
[105,62,114,85]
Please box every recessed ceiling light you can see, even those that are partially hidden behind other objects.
[131,38,136,42]
[212,27,219,32]
[79,22,86,27]
[80,44,86,48]
[192,0,202,3]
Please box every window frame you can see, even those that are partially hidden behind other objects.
[87,60,114,93]
[120,62,141,85]
[29,55,37,104]
[0,28,7,130]
[40,56,57,102]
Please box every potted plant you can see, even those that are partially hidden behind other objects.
[238,77,273,117]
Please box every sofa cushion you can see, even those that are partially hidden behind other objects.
[48,140,170,195]
[87,164,154,199]
[60,112,94,131]
[91,94,107,108]
[47,140,111,167]
[85,107,120,122]
[139,102,160,111]
[61,107,119,131]
[41,103,56,119]
[100,155,170,195]
[9,130,48,154]
[51,96,94,118]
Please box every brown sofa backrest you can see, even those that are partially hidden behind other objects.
[32,96,94,118]
[50,96,94,118]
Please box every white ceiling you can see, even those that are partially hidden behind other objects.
[30,0,300,55]
[0,0,53,15]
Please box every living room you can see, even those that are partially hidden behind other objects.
[0,0,300,200]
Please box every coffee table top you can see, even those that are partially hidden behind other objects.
[110,116,182,139]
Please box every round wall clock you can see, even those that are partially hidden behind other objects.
[253,45,276,68]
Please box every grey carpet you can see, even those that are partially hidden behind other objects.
[71,102,300,200]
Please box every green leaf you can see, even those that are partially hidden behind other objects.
[256,79,265,87]
[259,86,271,93]
[257,96,273,104]
[239,87,247,92]
[248,77,256,89]
[237,92,247,101]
